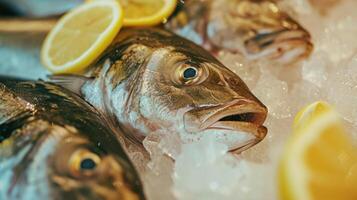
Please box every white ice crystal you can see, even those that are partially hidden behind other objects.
[0,33,49,79]
[173,136,244,200]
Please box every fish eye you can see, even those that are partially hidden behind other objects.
[183,67,198,80]
[69,149,101,177]
[172,62,208,86]
[80,158,97,170]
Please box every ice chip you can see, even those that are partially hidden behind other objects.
[253,70,291,119]
[301,51,330,87]
[173,136,244,200]
[326,53,357,125]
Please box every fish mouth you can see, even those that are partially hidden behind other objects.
[244,29,313,64]
[184,99,268,153]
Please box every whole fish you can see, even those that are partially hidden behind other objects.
[165,0,313,65]
[0,79,145,200]
[0,0,82,17]
[51,28,268,153]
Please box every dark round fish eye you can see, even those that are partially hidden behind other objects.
[69,149,101,176]
[183,67,198,80]
[80,158,97,170]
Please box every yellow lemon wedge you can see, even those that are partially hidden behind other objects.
[293,101,332,132]
[120,0,177,26]
[41,0,123,74]
[279,102,357,200]
[85,0,177,26]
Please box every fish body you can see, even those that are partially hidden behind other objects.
[166,0,313,65]
[53,28,268,153]
[0,79,145,200]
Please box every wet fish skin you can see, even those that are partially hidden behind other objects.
[166,0,313,65]
[53,27,268,153]
[0,79,145,200]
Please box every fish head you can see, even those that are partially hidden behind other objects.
[4,121,143,200]
[49,127,143,200]
[208,0,313,64]
[105,28,267,153]
[166,0,313,64]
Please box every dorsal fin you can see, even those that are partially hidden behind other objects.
[47,74,93,96]
[0,83,34,142]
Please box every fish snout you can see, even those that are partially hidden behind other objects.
[244,29,313,64]
[183,99,268,153]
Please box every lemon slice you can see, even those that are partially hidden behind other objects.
[293,101,332,132]
[85,0,177,26]
[279,102,357,200]
[41,1,123,74]
[120,0,177,26]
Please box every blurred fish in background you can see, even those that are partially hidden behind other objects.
[166,0,313,65]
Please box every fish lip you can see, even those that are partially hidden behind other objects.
[207,121,268,153]
[184,99,268,152]
[201,100,267,129]
[244,29,313,63]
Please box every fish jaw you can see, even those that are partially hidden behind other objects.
[183,99,267,153]
[244,29,313,65]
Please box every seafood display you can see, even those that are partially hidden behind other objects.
[166,0,313,64]
[1,0,356,199]
[0,79,145,200]
[51,28,268,153]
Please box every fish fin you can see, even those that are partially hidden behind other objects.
[48,74,94,96]
[0,83,34,142]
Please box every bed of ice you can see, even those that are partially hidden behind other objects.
[1,0,357,199]
[132,0,357,199]
[0,33,49,79]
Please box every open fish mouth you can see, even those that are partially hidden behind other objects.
[184,99,267,153]
[244,29,313,64]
